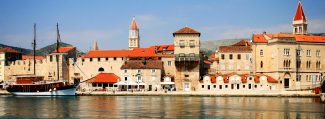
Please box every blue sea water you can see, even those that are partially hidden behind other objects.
[0,96,324,118]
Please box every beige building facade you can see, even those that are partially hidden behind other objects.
[173,27,201,91]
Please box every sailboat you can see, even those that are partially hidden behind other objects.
[6,23,77,96]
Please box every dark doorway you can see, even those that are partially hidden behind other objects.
[284,78,290,88]
[249,84,252,89]
[74,78,80,85]
[231,84,234,89]
[208,85,210,90]
[149,85,152,91]
[237,84,240,89]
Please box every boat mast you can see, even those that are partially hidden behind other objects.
[56,23,60,81]
[33,23,36,75]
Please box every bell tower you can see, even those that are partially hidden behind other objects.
[293,1,307,35]
[129,17,140,50]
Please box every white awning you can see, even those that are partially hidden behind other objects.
[138,82,146,85]
[126,81,138,85]
[113,81,127,85]
[160,82,175,85]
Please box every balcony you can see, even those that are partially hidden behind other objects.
[175,53,200,61]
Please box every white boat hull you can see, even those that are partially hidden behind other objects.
[10,87,77,96]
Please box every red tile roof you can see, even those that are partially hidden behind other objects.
[223,75,229,83]
[253,33,325,43]
[22,55,45,60]
[219,39,252,53]
[210,75,216,83]
[241,74,248,83]
[129,47,156,58]
[266,75,278,83]
[254,75,260,83]
[83,44,175,58]
[156,44,174,51]
[295,35,325,43]
[173,27,200,36]
[121,60,163,69]
[130,17,139,30]
[219,46,252,53]
[294,1,306,21]
[252,34,268,43]
[53,46,75,53]
[0,47,22,54]
[86,73,119,83]
[83,50,130,58]
[232,40,251,46]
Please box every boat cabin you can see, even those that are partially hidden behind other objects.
[15,75,44,84]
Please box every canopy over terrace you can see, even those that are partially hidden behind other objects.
[86,73,119,90]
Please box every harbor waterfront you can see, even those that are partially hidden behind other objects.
[0,95,324,118]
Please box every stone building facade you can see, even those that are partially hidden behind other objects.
[216,40,252,74]
[251,1,325,90]
[173,27,201,91]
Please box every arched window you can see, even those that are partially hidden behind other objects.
[260,61,263,68]
[98,67,104,72]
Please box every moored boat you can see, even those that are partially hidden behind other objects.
[6,23,77,96]
[6,75,76,96]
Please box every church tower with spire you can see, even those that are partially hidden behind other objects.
[129,17,140,50]
[293,1,307,35]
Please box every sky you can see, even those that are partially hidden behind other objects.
[0,0,325,52]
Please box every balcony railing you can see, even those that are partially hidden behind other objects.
[175,53,200,61]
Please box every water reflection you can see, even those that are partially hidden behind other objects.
[0,96,324,118]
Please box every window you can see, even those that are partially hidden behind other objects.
[189,40,195,47]
[260,61,263,68]
[82,59,85,62]
[296,75,301,82]
[167,61,172,66]
[114,57,117,61]
[137,76,142,82]
[316,61,321,69]
[214,85,216,88]
[229,54,233,60]
[50,56,53,62]
[106,58,108,61]
[260,49,263,56]
[219,85,222,89]
[124,77,128,81]
[246,54,249,60]
[306,60,311,69]
[307,50,311,57]
[237,54,241,60]
[90,58,93,62]
[98,58,101,62]
[124,69,127,73]
[306,75,309,82]
[98,67,104,72]
[316,50,320,57]
[296,60,301,68]
[201,85,204,88]
[137,69,141,73]
[151,69,156,73]
[179,40,185,47]
[283,48,290,56]
[185,74,189,77]
[297,49,301,56]
[221,54,225,60]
